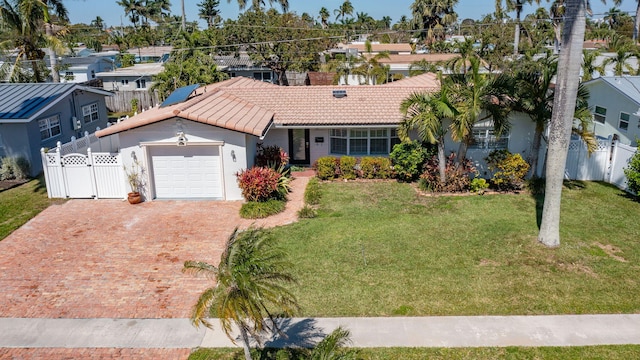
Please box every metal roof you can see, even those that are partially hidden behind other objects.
[0,83,77,121]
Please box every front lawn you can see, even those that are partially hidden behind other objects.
[269,181,640,316]
[189,345,640,359]
[0,177,64,240]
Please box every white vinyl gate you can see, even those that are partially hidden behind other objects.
[41,148,126,199]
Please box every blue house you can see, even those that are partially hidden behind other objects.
[0,83,112,176]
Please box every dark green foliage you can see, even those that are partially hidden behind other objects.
[389,141,430,181]
[359,157,392,179]
[304,177,322,205]
[624,149,640,195]
[314,156,339,180]
[420,153,475,192]
[486,150,530,191]
[339,156,357,180]
[256,144,289,168]
[239,199,286,219]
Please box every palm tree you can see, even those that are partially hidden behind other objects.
[117,0,143,27]
[183,227,300,360]
[603,7,623,29]
[409,59,439,76]
[581,49,603,81]
[307,327,357,360]
[444,37,477,74]
[410,0,458,44]
[90,16,105,30]
[198,0,221,28]
[399,88,456,183]
[319,7,330,29]
[602,34,638,75]
[231,0,288,12]
[499,0,542,55]
[334,0,353,23]
[443,57,514,162]
[538,0,587,248]
[381,15,392,29]
[550,0,565,54]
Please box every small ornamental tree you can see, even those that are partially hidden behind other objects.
[624,148,640,195]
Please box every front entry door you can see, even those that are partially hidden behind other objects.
[288,129,310,165]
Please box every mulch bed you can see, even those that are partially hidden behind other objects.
[0,179,29,192]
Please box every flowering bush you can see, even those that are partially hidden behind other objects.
[486,150,530,191]
[236,166,281,202]
[256,144,289,168]
[419,153,476,192]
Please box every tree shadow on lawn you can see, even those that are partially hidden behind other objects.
[531,179,588,228]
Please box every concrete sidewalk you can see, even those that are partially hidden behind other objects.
[1,315,640,349]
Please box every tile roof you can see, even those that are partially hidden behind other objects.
[0,83,77,121]
[338,43,414,53]
[96,63,165,77]
[96,73,439,138]
[372,53,461,64]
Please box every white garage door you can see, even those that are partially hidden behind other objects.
[150,146,223,199]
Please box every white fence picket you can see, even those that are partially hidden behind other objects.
[609,143,637,190]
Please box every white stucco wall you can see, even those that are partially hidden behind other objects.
[584,81,640,146]
[117,118,251,200]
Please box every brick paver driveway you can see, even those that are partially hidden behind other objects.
[0,176,309,319]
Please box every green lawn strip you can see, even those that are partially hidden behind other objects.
[189,345,640,359]
[268,181,640,316]
[0,177,64,241]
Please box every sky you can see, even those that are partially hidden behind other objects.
[63,0,638,29]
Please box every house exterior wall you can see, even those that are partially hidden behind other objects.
[117,118,251,201]
[100,75,154,92]
[584,81,640,146]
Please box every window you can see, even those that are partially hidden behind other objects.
[619,112,630,131]
[121,79,129,85]
[253,72,272,82]
[469,128,509,150]
[91,70,95,79]
[330,129,347,154]
[594,106,606,124]
[136,79,147,89]
[82,103,99,124]
[39,115,61,140]
[329,128,398,156]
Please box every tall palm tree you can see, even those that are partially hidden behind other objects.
[183,227,299,360]
[444,37,478,74]
[319,6,330,29]
[410,0,458,44]
[409,59,439,76]
[602,34,638,75]
[117,0,143,27]
[231,0,288,12]
[500,0,542,55]
[399,88,456,183]
[581,49,603,81]
[443,57,514,162]
[334,0,353,23]
[550,0,565,54]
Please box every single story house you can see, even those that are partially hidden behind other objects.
[214,54,277,83]
[95,73,538,201]
[0,83,112,176]
[583,76,640,146]
[96,63,164,92]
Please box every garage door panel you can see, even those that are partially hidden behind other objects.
[150,146,223,199]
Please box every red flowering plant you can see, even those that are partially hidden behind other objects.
[255,144,289,169]
[236,166,282,202]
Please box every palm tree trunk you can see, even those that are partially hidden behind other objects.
[45,23,60,83]
[538,0,587,248]
[528,125,544,178]
[181,0,186,30]
[513,6,522,55]
[239,325,253,360]
[635,2,640,42]
[438,139,446,183]
[457,137,469,165]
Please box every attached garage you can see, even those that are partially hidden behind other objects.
[149,145,223,199]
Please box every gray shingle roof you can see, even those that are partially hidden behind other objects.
[597,76,640,104]
[0,83,76,121]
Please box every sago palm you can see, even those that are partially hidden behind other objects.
[183,227,299,360]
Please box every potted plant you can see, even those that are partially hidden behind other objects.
[124,158,143,204]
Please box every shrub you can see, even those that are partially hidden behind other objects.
[339,156,357,180]
[389,141,430,182]
[236,166,281,202]
[624,149,640,195]
[470,177,489,194]
[297,205,317,218]
[0,157,30,181]
[486,150,530,191]
[420,153,476,192]
[304,177,322,205]
[314,156,339,180]
[240,199,286,219]
[256,144,289,168]
[359,157,392,179]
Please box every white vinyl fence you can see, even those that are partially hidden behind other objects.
[608,142,637,189]
[41,142,126,199]
[58,130,120,155]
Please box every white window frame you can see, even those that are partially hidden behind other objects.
[329,128,400,156]
[593,105,606,124]
[469,127,509,150]
[39,115,61,141]
[619,111,630,131]
[82,103,99,124]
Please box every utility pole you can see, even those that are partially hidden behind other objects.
[181,0,186,31]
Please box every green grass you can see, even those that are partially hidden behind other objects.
[266,181,640,316]
[0,177,64,240]
[189,345,640,359]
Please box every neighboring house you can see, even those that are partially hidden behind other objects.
[583,76,640,146]
[127,46,173,63]
[0,83,112,176]
[94,73,538,201]
[214,54,277,83]
[58,57,115,83]
[96,63,164,92]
